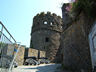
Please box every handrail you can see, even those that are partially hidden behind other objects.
[0,21,17,72]
[0,21,16,43]
[0,31,13,43]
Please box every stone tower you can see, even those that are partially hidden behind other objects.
[30,12,62,62]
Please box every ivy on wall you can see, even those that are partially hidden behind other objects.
[73,0,96,18]
[65,0,96,18]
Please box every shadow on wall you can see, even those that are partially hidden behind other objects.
[54,46,63,63]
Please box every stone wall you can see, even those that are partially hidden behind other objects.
[1,44,14,56]
[7,44,14,56]
[40,50,46,58]
[28,48,45,58]
[28,48,38,57]
[15,45,25,66]
[0,44,15,67]
[61,13,92,71]
[31,30,61,62]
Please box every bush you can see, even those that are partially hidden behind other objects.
[71,0,96,18]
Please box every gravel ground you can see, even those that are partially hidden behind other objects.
[12,64,64,72]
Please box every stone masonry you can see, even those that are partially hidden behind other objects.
[61,4,93,71]
[28,48,45,58]
[30,12,63,62]
[0,44,15,67]
[15,45,25,66]
[30,4,94,71]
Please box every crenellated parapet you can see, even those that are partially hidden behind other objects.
[32,12,63,33]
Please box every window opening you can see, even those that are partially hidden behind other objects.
[50,22,53,25]
[44,21,47,24]
[45,37,49,42]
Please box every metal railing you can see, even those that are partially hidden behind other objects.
[0,21,17,72]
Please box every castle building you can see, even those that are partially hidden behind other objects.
[61,3,93,71]
[30,2,96,72]
[30,12,63,62]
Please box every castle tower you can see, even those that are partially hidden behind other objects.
[30,12,62,62]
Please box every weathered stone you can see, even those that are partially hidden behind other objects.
[0,44,15,67]
[28,48,45,58]
[30,12,62,62]
[15,45,25,66]
[61,9,92,71]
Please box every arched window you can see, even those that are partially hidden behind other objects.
[44,21,47,24]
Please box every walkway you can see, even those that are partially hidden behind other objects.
[12,64,63,72]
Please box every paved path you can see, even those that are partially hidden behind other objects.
[12,64,63,72]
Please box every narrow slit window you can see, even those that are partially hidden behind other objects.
[37,22,39,24]
[44,46,45,49]
[45,37,49,42]
[50,22,53,25]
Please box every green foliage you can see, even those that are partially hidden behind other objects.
[71,0,96,18]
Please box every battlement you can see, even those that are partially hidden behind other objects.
[34,12,62,19]
[32,12,63,33]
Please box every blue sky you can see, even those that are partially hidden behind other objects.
[0,0,69,47]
